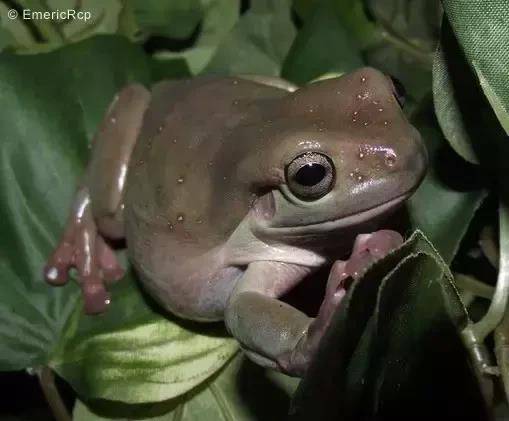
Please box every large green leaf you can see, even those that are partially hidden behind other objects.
[73,353,299,420]
[289,231,488,420]
[153,0,240,75]
[443,0,509,137]
[433,5,509,172]
[282,0,363,84]
[0,35,149,371]
[204,0,295,76]
[0,35,237,404]
[51,273,238,403]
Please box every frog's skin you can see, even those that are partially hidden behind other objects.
[44,68,427,376]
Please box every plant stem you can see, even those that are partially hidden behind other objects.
[495,307,509,403]
[455,273,494,300]
[462,200,509,373]
[38,366,71,421]
[479,225,499,269]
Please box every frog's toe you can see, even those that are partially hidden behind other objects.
[81,280,111,314]
[340,229,404,285]
[44,241,75,285]
[96,236,125,283]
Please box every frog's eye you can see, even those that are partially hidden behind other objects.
[285,152,335,201]
[389,75,406,108]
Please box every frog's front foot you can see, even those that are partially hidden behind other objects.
[43,187,124,314]
[278,230,403,376]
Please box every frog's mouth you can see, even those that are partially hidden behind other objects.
[252,190,409,237]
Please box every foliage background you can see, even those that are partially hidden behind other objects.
[0,0,507,419]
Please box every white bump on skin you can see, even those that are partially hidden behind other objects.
[46,267,58,280]
[76,194,91,220]
[117,163,128,192]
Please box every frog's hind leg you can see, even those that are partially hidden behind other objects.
[44,84,150,314]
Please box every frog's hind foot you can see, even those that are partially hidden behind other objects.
[44,187,124,314]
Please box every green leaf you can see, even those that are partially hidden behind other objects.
[289,231,488,420]
[432,19,509,171]
[204,0,295,76]
[154,0,240,75]
[0,3,37,51]
[0,35,237,403]
[0,0,127,53]
[362,0,438,104]
[407,99,487,264]
[365,0,441,53]
[49,0,125,43]
[0,35,149,371]
[282,0,363,84]
[73,353,299,420]
[130,0,202,39]
[51,273,238,403]
[443,0,509,137]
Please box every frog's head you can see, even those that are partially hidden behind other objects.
[242,67,427,242]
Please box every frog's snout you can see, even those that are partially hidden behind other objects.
[398,127,428,193]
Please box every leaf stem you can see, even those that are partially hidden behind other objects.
[37,366,71,421]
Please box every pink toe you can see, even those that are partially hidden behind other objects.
[82,282,111,314]
[365,230,403,258]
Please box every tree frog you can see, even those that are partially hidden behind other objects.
[44,68,427,376]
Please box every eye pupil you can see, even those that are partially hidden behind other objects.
[295,163,326,186]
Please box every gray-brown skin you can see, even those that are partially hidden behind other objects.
[44,68,427,377]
